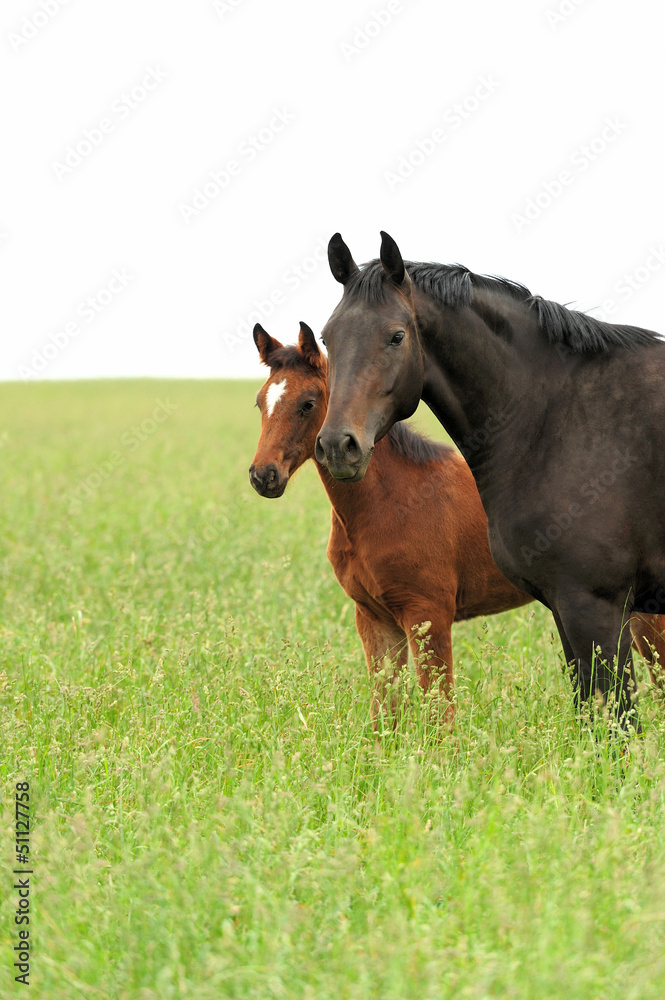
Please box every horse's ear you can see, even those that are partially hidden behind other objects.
[379,231,406,286]
[298,321,324,369]
[328,233,359,285]
[253,323,282,366]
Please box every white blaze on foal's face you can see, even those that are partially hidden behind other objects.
[265,378,287,418]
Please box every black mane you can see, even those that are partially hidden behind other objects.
[344,259,660,354]
[527,296,658,353]
[387,420,454,465]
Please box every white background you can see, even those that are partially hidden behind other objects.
[2,0,663,381]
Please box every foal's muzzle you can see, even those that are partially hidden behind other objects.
[249,463,287,498]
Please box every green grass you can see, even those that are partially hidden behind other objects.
[1,379,665,999]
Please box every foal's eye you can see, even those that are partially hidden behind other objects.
[300,400,316,415]
[390,331,405,346]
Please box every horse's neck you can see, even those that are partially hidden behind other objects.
[415,290,540,470]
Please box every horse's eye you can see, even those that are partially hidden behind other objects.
[390,331,405,346]
[301,400,316,415]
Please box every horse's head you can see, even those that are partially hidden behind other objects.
[315,232,424,481]
[249,322,328,498]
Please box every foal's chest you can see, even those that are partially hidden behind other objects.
[327,514,394,607]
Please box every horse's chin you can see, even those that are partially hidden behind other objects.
[259,483,288,498]
[330,468,365,482]
[327,450,373,483]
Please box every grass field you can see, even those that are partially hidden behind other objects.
[2,379,665,999]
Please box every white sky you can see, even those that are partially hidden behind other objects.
[2,0,663,381]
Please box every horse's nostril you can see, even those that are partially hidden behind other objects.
[316,430,362,470]
[343,433,360,462]
[250,466,269,492]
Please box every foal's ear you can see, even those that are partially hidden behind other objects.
[253,323,282,366]
[379,231,406,286]
[328,233,359,285]
[298,321,324,369]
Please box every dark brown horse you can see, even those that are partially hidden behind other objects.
[316,232,665,731]
[250,322,665,730]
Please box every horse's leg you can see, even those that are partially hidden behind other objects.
[354,605,408,730]
[551,607,576,677]
[629,613,665,689]
[555,592,639,730]
[404,610,455,731]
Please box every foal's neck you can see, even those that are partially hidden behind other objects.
[313,434,393,534]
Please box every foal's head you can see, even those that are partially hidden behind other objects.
[249,322,328,498]
[315,231,425,482]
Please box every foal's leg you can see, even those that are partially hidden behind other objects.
[629,613,665,689]
[354,605,409,729]
[404,611,455,731]
[555,592,639,730]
